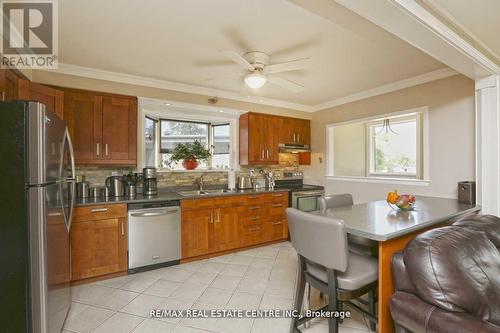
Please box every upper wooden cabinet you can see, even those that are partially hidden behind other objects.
[239,112,310,165]
[0,69,27,102]
[25,81,64,118]
[61,88,137,166]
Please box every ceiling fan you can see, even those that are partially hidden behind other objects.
[222,50,309,92]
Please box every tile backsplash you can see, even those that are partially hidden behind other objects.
[75,167,228,188]
[75,153,300,188]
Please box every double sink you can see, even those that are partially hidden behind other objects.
[177,189,238,197]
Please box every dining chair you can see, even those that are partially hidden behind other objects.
[319,194,378,257]
[286,208,378,333]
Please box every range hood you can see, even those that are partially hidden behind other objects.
[279,143,311,153]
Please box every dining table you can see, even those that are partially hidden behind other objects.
[314,196,480,333]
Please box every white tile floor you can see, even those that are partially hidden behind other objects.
[63,242,374,333]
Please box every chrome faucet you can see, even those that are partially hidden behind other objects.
[195,175,204,191]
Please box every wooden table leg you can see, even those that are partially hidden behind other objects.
[377,223,448,333]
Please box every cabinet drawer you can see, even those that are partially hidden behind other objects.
[240,225,263,247]
[181,198,214,211]
[262,219,285,242]
[244,215,265,226]
[268,192,288,203]
[244,204,266,217]
[213,195,244,208]
[73,204,126,222]
[267,202,286,217]
[244,193,269,205]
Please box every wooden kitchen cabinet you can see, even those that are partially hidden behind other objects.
[181,196,244,258]
[0,68,27,102]
[181,192,289,259]
[213,206,243,252]
[25,81,64,118]
[239,112,280,165]
[240,112,310,165]
[70,204,127,281]
[181,208,212,258]
[62,88,137,166]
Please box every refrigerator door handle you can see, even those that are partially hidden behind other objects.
[66,129,76,232]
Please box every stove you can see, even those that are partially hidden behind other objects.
[274,171,324,212]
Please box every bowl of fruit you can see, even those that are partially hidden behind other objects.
[386,190,416,211]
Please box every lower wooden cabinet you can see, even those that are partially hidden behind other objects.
[70,204,127,281]
[181,192,289,259]
[214,206,243,252]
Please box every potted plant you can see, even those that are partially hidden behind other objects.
[166,140,212,170]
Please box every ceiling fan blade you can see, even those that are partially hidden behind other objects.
[263,58,310,74]
[223,51,255,71]
[267,75,304,93]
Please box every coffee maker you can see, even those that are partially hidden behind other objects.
[143,167,158,196]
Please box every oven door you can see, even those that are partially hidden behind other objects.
[292,191,324,212]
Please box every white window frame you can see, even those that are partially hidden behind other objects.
[325,106,430,186]
[137,98,242,173]
[366,113,422,179]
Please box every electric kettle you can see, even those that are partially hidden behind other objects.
[105,176,124,197]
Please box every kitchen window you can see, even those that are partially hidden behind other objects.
[367,114,421,179]
[326,108,428,184]
[144,117,231,170]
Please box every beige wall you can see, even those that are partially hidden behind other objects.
[333,123,366,177]
[32,70,311,119]
[303,75,475,203]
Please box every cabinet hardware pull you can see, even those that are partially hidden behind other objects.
[271,204,283,208]
[96,143,100,157]
[91,208,108,212]
[121,221,125,235]
[261,149,265,159]
[105,143,109,157]
[1,91,5,101]
[249,226,261,231]
[272,194,283,197]
[249,216,260,220]
[293,133,296,143]
[297,134,300,143]
[249,206,260,210]
[266,149,269,159]
[249,195,258,199]
[216,209,220,223]
[273,221,283,225]
[209,211,214,224]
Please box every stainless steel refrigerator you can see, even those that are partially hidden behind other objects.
[0,101,76,333]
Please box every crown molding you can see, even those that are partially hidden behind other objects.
[49,63,315,112]
[45,64,460,113]
[313,67,457,111]
[390,0,500,75]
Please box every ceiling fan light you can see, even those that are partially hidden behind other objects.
[244,72,267,89]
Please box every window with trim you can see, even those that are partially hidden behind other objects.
[144,117,231,170]
[367,114,421,179]
[327,110,426,181]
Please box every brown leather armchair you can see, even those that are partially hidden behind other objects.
[390,214,500,333]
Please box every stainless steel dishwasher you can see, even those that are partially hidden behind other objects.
[127,200,181,272]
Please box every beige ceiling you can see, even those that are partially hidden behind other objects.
[428,0,500,63]
[58,0,445,107]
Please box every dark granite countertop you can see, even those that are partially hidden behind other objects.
[74,187,290,207]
